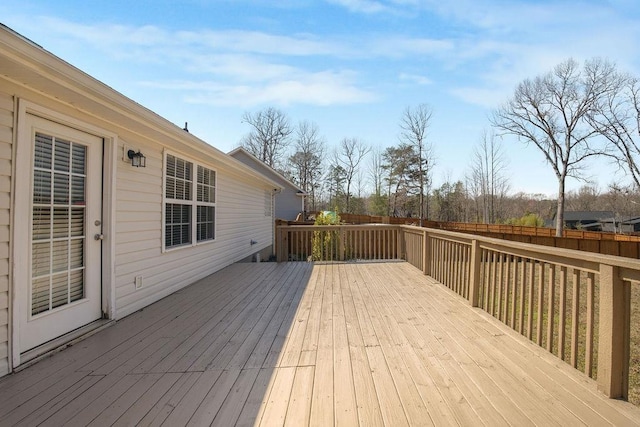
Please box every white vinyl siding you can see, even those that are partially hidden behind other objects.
[115,145,272,318]
[0,30,277,376]
[0,92,13,376]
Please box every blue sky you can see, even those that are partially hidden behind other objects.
[2,0,640,195]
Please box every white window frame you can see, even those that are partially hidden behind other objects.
[163,150,217,251]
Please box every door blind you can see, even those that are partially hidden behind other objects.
[31,132,87,316]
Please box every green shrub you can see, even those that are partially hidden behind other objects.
[504,213,545,227]
[312,211,341,261]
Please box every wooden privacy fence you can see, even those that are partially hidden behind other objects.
[334,214,640,259]
[276,223,640,400]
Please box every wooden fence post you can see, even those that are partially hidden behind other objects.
[597,263,629,398]
[339,228,346,261]
[468,239,481,307]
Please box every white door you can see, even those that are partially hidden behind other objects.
[19,115,103,352]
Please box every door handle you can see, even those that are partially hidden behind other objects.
[94,233,104,241]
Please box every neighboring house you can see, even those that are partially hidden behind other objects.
[229,147,306,221]
[622,217,640,233]
[554,211,614,230]
[0,25,281,376]
[599,216,640,234]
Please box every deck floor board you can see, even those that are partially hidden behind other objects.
[1,261,639,426]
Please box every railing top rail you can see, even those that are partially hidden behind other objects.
[400,225,640,276]
[278,223,639,279]
[277,224,401,231]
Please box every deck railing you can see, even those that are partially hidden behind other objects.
[276,224,640,400]
[276,224,400,262]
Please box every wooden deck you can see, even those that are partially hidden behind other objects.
[1,261,639,426]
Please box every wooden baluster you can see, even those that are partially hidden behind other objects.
[547,265,556,353]
[527,261,535,340]
[557,267,567,360]
[489,252,497,316]
[517,257,526,334]
[510,256,518,329]
[570,269,580,368]
[536,262,545,347]
[585,272,595,377]
[497,253,504,320]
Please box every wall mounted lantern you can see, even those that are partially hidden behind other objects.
[127,149,146,167]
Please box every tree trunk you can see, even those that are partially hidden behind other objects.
[419,189,424,227]
[555,178,566,237]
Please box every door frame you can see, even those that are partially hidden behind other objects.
[11,99,117,369]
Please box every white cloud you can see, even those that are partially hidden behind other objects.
[326,0,390,14]
[371,36,454,57]
[184,29,340,56]
[142,70,376,107]
[5,2,640,114]
[186,54,298,82]
[399,73,432,85]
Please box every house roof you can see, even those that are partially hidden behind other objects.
[621,216,640,225]
[228,147,307,195]
[560,211,614,221]
[0,24,281,190]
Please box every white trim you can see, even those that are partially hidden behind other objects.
[11,99,117,367]
[228,147,297,193]
[7,95,18,373]
[162,149,217,253]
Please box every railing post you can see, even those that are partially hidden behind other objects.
[422,230,430,276]
[339,227,346,261]
[277,227,288,262]
[597,263,629,398]
[468,239,481,307]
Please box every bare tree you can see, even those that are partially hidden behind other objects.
[368,149,388,215]
[288,121,326,212]
[399,104,435,223]
[369,149,385,196]
[491,58,618,236]
[588,75,640,188]
[469,130,510,223]
[465,170,483,222]
[333,138,370,213]
[566,185,601,211]
[240,107,293,169]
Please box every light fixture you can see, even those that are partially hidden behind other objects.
[127,149,146,167]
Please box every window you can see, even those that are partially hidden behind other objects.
[165,153,216,249]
